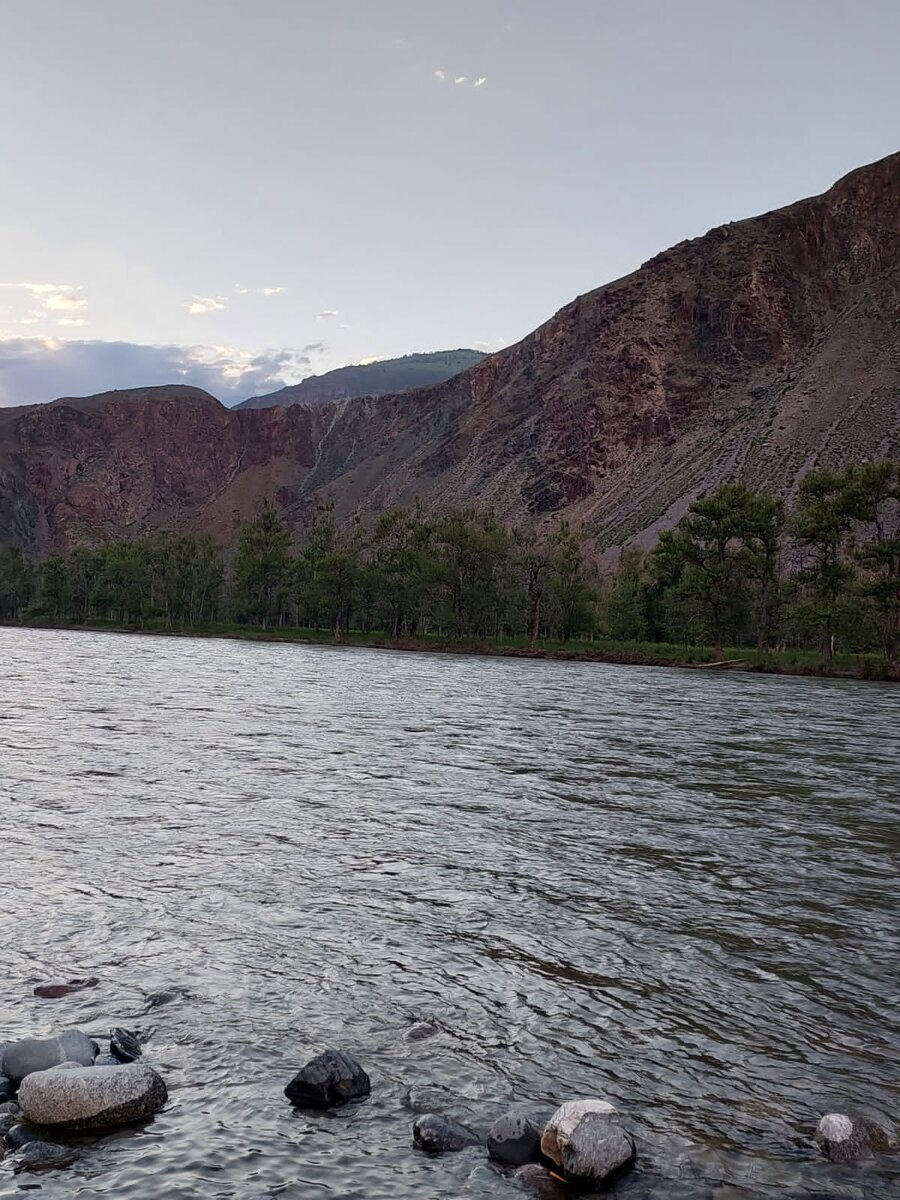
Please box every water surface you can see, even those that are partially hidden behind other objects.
[1,627,897,1198]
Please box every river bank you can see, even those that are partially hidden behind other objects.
[5,618,896,681]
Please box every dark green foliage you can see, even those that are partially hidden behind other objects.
[4,458,898,672]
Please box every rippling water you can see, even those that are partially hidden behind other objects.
[0,627,897,1198]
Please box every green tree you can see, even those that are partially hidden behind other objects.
[791,468,854,662]
[841,460,900,663]
[234,500,291,628]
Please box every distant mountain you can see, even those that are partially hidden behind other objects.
[1,153,899,554]
[234,349,486,410]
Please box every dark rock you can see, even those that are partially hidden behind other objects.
[406,1021,438,1041]
[413,1112,479,1154]
[0,1101,18,1116]
[541,1099,636,1186]
[0,1074,15,1103]
[284,1049,370,1109]
[815,1112,891,1163]
[5,1123,45,1150]
[10,1140,79,1172]
[33,977,99,999]
[0,1113,16,1138]
[18,1063,167,1130]
[513,1163,569,1198]
[2,1030,95,1082]
[93,1054,120,1067]
[110,1027,142,1063]
[488,1112,543,1166]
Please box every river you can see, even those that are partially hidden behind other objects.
[0,627,897,1198]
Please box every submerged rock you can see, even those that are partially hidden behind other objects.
[514,1163,570,1198]
[5,1123,45,1150]
[33,977,99,1000]
[9,1140,79,1173]
[2,1030,95,1082]
[815,1112,890,1163]
[110,1028,142,1063]
[541,1099,636,1186]
[413,1112,479,1154]
[18,1063,167,1130]
[488,1112,543,1166]
[406,1021,439,1041]
[284,1050,370,1108]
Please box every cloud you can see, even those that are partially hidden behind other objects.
[473,77,487,88]
[259,286,285,296]
[315,309,339,320]
[454,76,468,84]
[1,281,89,323]
[234,284,285,296]
[434,69,446,81]
[355,355,386,366]
[186,295,227,315]
[0,335,331,408]
[56,317,88,328]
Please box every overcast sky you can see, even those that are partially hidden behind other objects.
[1,0,898,406]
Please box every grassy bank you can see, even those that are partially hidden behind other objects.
[6,617,896,681]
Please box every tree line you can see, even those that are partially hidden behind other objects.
[0,459,897,667]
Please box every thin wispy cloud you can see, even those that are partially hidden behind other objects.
[473,77,487,88]
[454,76,468,85]
[315,309,339,320]
[187,295,227,315]
[234,284,285,296]
[433,71,486,89]
[434,69,446,81]
[1,281,89,327]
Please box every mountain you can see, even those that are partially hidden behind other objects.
[234,349,486,409]
[0,152,898,555]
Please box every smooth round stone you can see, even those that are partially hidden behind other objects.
[284,1050,370,1108]
[815,1112,890,1163]
[93,1054,121,1067]
[0,1112,17,1138]
[541,1099,636,1186]
[2,1031,95,1083]
[5,1123,45,1150]
[488,1112,542,1166]
[18,1063,167,1130]
[0,1101,20,1116]
[413,1113,479,1154]
[9,1140,79,1172]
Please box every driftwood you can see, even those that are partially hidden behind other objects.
[693,659,748,669]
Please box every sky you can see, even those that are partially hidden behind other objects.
[1,0,898,407]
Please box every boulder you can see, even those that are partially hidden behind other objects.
[0,1074,16,1103]
[2,1031,95,1082]
[413,1113,479,1154]
[815,1113,890,1163]
[9,1140,78,1172]
[0,1113,16,1139]
[93,1054,120,1067]
[284,1050,370,1108]
[110,1028,142,1063]
[488,1112,543,1166]
[0,1101,18,1116]
[541,1099,636,1186]
[18,1063,167,1130]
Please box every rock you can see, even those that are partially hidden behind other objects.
[541,1099,636,1186]
[0,1113,16,1138]
[284,1050,370,1108]
[10,1140,78,1172]
[18,1063,167,1130]
[110,1027,142,1063]
[5,1124,44,1150]
[413,1113,479,1154]
[406,1021,438,1041]
[33,977,99,999]
[93,1054,120,1067]
[488,1112,543,1166]
[0,1101,18,1116]
[513,1163,570,1198]
[2,1030,95,1082]
[815,1112,890,1163]
[0,1075,15,1103]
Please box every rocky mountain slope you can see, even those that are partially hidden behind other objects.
[0,152,898,554]
[234,349,485,410]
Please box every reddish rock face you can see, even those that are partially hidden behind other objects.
[1,153,899,553]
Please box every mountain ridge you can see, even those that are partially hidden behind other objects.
[0,151,898,554]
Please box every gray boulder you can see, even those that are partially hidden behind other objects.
[0,1113,16,1138]
[9,1141,78,1173]
[488,1112,543,1166]
[815,1112,890,1163]
[2,1031,95,1082]
[0,1074,15,1103]
[284,1050,370,1108]
[110,1028,142,1063]
[541,1099,636,1186]
[5,1123,44,1150]
[18,1063,167,1130]
[413,1112,479,1154]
